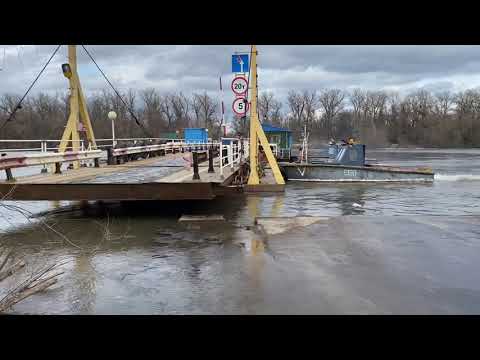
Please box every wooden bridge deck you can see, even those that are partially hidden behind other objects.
[0,152,243,201]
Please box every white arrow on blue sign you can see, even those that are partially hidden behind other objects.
[232,54,249,73]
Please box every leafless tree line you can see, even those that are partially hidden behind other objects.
[1,87,480,147]
[255,88,480,147]
[0,88,224,142]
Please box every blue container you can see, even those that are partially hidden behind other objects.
[184,128,208,144]
[328,144,339,159]
[334,144,365,166]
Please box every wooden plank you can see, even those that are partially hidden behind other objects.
[0,149,247,201]
[0,182,216,201]
[3,152,190,185]
[178,215,225,222]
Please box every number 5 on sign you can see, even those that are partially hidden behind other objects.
[232,98,249,115]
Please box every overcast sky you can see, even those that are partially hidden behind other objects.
[2,45,480,118]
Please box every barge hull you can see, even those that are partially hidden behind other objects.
[280,163,434,182]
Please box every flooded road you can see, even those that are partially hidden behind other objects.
[1,148,480,314]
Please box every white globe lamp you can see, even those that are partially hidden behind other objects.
[108,111,117,121]
[108,111,117,147]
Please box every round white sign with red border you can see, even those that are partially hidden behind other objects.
[231,76,248,96]
[232,97,249,115]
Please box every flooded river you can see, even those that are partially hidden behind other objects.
[1,148,480,314]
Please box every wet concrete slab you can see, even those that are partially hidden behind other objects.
[255,216,329,235]
[257,215,480,314]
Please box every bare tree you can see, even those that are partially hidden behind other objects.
[159,93,175,130]
[192,92,218,133]
[433,91,454,117]
[454,89,480,145]
[258,92,283,126]
[170,92,191,130]
[405,90,434,128]
[286,90,305,130]
[302,90,319,132]
[349,88,366,132]
[140,88,165,136]
[318,88,345,138]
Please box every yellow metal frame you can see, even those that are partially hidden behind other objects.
[59,45,97,169]
[247,45,285,185]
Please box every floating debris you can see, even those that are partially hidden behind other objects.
[178,215,225,222]
[255,216,329,236]
[155,231,174,237]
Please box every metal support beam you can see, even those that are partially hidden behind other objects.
[247,45,285,185]
[59,45,97,169]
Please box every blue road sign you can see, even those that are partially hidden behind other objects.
[232,54,249,73]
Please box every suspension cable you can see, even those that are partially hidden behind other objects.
[0,45,62,131]
[80,45,152,138]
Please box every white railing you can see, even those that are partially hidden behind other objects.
[95,138,184,149]
[0,139,88,153]
[270,143,278,157]
[219,138,248,177]
[111,141,219,157]
[0,137,184,153]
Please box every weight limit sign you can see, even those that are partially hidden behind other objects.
[231,76,248,96]
[232,97,249,115]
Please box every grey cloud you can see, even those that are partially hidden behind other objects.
[417,81,456,94]
[3,45,480,107]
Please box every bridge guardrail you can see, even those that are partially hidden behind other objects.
[219,138,248,177]
[108,141,220,165]
[0,137,250,182]
[0,150,102,181]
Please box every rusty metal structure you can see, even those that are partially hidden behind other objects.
[0,45,286,202]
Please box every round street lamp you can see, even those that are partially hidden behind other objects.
[108,111,117,147]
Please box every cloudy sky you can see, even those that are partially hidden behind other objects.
[2,45,480,118]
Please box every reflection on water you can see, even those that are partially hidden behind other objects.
[69,253,96,314]
[1,149,480,314]
[334,185,368,215]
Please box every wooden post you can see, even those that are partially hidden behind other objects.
[107,148,115,165]
[5,168,14,182]
[192,152,200,180]
[208,146,214,173]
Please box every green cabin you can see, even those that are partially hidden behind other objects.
[160,131,179,140]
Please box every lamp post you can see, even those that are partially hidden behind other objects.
[108,111,117,148]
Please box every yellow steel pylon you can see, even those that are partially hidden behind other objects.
[247,45,285,185]
[59,45,97,169]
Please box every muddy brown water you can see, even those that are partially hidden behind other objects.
[1,148,480,314]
